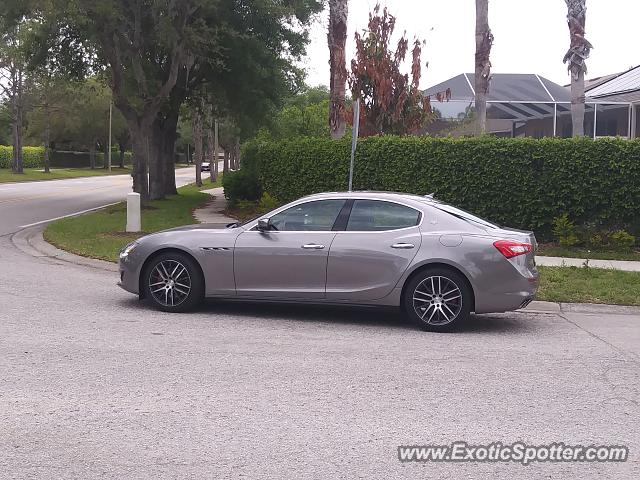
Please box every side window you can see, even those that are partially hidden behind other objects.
[269,200,345,232]
[346,200,420,231]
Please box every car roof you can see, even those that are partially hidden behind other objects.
[299,191,438,206]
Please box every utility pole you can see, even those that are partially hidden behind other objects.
[107,100,113,172]
[212,119,219,182]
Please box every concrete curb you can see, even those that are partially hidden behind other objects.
[12,224,118,272]
[536,255,640,272]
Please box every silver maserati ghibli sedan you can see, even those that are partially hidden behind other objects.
[118,191,539,331]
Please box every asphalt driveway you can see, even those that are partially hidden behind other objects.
[0,231,638,479]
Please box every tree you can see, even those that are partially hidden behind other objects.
[30,0,322,202]
[474,0,493,136]
[349,4,435,137]
[563,0,592,137]
[328,0,348,139]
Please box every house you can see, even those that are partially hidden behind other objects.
[424,71,637,138]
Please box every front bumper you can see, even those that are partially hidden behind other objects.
[118,257,140,295]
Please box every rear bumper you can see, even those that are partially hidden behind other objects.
[473,265,539,314]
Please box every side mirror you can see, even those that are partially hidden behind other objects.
[257,218,271,231]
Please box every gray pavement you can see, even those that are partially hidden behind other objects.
[1,229,639,478]
[0,167,197,236]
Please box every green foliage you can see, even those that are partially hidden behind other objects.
[258,192,280,211]
[242,136,640,237]
[552,214,579,247]
[222,168,262,203]
[0,146,44,168]
[610,230,636,252]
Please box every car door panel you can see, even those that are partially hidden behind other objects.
[326,228,422,301]
[234,231,337,298]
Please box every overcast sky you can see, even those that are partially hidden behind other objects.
[301,0,639,90]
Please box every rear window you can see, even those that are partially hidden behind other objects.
[431,203,500,229]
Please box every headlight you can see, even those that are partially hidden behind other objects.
[119,241,138,260]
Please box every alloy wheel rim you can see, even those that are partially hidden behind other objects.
[412,275,462,325]
[148,260,192,307]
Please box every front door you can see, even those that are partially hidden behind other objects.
[234,199,346,299]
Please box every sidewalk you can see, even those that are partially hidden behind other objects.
[535,255,640,272]
[193,186,237,227]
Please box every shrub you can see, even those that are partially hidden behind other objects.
[242,136,640,238]
[222,168,262,203]
[552,214,579,247]
[257,192,280,212]
[0,146,45,168]
[610,230,636,252]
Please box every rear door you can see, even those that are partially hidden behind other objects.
[326,199,422,301]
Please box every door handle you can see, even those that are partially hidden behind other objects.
[302,243,325,249]
[391,243,415,249]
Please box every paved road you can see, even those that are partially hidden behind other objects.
[1,232,639,478]
[0,168,197,236]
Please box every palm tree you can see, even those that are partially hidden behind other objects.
[328,0,348,139]
[563,0,592,137]
[474,0,493,135]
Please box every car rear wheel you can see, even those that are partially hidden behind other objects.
[402,268,471,332]
[142,252,204,312]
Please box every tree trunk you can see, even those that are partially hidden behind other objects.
[118,143,126,168]
[474,0,493,136]
[89,141,96,169]
[233,139,241,169]
[564,0,591,137]
[328,0,348,139]
[154,112,179,196]
[192,111,203,187]
[223,147,230,173]
[127,121,150,202]
[10,67,24,174]
[43,109,51,173]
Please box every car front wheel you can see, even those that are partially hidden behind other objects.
[142,252,204,312]
[403,268,472,332]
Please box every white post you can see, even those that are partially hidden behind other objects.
[108,101,112,172]
[553,103,557,137]
[348,100,360,192]
[593,103,597,139]
[126,192,141,232]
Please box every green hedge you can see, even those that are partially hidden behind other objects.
[0,146,45,168]
[243,136,640,237]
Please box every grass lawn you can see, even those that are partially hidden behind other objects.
[537,244,640,262]
[44,180,221,262]
[0,167,132,183]
[537,266,640,306]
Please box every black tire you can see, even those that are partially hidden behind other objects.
[402,267,472,332]
[142,252,204,312]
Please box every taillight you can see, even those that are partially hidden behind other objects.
[493,240,532,259]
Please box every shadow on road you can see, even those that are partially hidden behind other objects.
[117,297,533,334]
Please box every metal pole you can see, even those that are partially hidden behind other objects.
[107,101,112,171]
[553,103,557,137]
[628,104,632,139]
[213,119,219,182]
[348,100,360,192]
[593,103,597,139]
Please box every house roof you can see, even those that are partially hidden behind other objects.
[424,73,572,103]
[586,65,640,98]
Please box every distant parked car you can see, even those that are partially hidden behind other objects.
[118,191,539,331]
[200,162,210,172]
